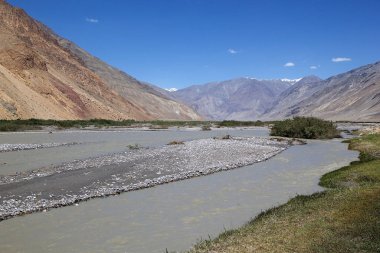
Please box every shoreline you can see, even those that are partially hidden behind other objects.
[188,133,380,253]
[0,125,267,134]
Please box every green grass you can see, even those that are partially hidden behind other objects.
[270,117,340,139]
[348,134,380,160]
[188,134,380,253]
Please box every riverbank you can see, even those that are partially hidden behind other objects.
[0,119,268,132]
[0,136,290,221]
[189,134,380,252]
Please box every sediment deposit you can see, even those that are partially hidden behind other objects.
[0,137,289,221]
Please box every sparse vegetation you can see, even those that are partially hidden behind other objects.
[213,135,231,140]
[0,119,209,132]
[270,117,340,139]
[188,134,380,253]
[221,134,231,139]
[167,140,185,145]
[201,125,212,131]
[217,120,267,127]
[2,118,342,133]
[149,125,169,130]
[0,119,276,132]
[127,143,142,150]
[0,118,137,131]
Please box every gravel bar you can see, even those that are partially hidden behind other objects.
[0,142,79,153]
[0,137,290,221]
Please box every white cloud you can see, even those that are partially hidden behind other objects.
[86,18,99,23]
[228,48,238,54]
[310,65,318,69]
[332,57,351,62]
[284,62,295,67]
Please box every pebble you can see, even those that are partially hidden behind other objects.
[0,137,292,221]
[0,142,79,153]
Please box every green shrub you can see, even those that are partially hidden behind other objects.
[217,120,266,127]
[201,125,211,131]
[167,140,185,145]
[270,117,340,139]
[127,143,142,150]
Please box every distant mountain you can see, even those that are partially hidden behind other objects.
[263,62,380,121]
[172,78,293,120]
[0,0,200,120]
[262,75,323,118]
[173,61,380,122]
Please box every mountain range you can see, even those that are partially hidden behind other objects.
[0,0,200,120]
[263,62,380,121]
[172,78,295,120]
[171,62,380,122]
[0,0,378,122]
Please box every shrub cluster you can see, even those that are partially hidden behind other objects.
[217,120,266,127]
[0,118,137,131]
[270,117,340,139]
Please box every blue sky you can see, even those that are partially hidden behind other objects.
[7,0,380,89]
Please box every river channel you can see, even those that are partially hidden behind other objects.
[0,128,358,253]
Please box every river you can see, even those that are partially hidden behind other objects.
[0,128,358,253]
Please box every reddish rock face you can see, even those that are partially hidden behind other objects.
[0,0,201,120]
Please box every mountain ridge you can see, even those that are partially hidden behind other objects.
[0,0,201,120]
[172,61,380,122]
[263,61,380,121]
[171,78,293,120]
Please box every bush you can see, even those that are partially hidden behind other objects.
[217,120,265,127]
[270,117,340,139]
[167,140,185,145]
[201,125,211,131]
[127,143,142,150]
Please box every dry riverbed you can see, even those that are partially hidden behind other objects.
[0,137,291,221]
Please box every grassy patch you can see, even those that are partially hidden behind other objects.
[348,134,380,160]
[270,117,340,139]
[189,134,380,253]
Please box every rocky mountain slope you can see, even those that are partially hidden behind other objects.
[262,76,323,118]
[264,62,380,121]
[173,62,380,122]
[172,78,294,120]
[0,0,200,120]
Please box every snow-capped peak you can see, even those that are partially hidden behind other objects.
[164,88,178,92]
[280,78,302,84]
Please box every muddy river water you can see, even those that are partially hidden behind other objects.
[0,128,358,253]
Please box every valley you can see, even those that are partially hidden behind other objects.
[0,0,379,252]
